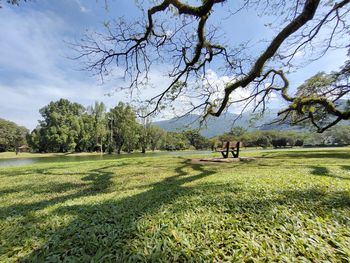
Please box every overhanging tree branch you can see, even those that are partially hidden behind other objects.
[76,0,350,132]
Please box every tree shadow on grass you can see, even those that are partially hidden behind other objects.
[0,182,87,196]
[342,165,350,172]
[309,166,330,176]
[260,149,350,160]
[2,157,349,261]
[0,164,118,219]
[14,160,350,261]
[276,188,350,210]
[12,159,218,261]
[308,165,350,180]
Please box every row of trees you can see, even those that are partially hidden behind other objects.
[303,125,350,146]
[27,99,212,153]
[215,126,350,149]
[217,128,305,148]
[0,118,28,152]
[2,99,349,153]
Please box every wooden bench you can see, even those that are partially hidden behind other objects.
[216,141,241,158]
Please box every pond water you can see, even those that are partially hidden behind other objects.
[0,151,212,168]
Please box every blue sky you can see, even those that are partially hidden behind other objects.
[0,0,347,130]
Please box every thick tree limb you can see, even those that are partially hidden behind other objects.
[209,0,321,117]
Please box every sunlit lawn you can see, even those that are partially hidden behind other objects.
[0,148,350,262]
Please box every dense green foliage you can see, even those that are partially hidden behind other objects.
[217,128,304,148]
[183,129,211,150]
[161,131,189,151]
[108,102,140,154]
[305,125,350,146]
[30,99,87,152]
[26,99,213,153]
[0,118,28,152]
[0,148,349,261]
[284,57,350,132]
[88,101,107,153]
[27,99,161,153]
[148,126,166,151]
[216,126,350,148]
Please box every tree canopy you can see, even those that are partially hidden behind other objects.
[0,118,28,152]
[77,0,350,132]
[31,99,86,152]
[27,98,199,154]
[108,102,140,154]
[279,56,350,132]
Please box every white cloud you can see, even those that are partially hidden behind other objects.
[0,4,186,129]
[0,9,66,76]
[201,70,253,114]
[0,7,121,130]
[74,0,90,13]
[147,69,258,118]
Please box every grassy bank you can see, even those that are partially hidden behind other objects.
[0,151,107,159]
[0,149,349,261]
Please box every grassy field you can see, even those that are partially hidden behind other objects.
[0,149,349,262]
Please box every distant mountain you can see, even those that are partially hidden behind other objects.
[154,113,242,137]
[153,110,301,137]
[154,100,350,137]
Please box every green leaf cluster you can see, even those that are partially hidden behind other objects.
[0,118,28,151]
